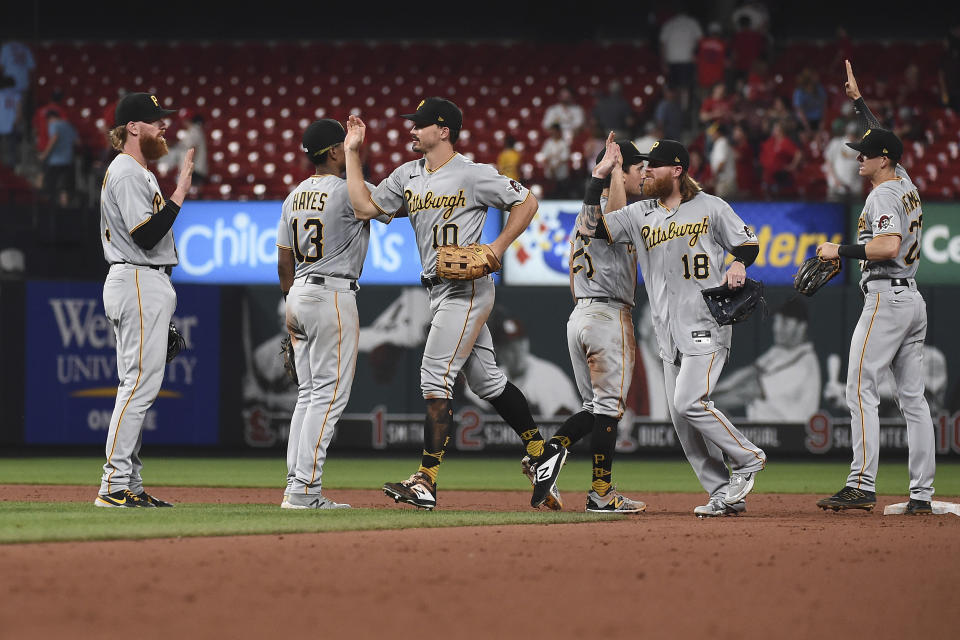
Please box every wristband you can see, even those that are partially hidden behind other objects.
[584,177,605,205]
[837,244,867,260]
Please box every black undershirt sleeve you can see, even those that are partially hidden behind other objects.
[730,243,759,267]
[131,201,181,250]
[852,97,882,133]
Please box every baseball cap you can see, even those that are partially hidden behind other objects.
[401,97,463,132]
[114,92,176,127]
[637,139,690,171]
[302,119,346,158]
[595,140,645,168]
[845,127,902,163]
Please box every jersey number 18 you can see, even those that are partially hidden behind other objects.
[681,253,710,279]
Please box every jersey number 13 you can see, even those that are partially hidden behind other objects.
[291,218,324,263]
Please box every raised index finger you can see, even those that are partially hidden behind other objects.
[845,59,854,80]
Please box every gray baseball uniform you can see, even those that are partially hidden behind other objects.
[276,174,379,498]
[98,153,178,497]
[845,164,935,500]
[568,224,637,418]
[603,192,766,498]
[370,153,528,400]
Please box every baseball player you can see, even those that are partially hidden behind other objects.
[529,139,647,513]
[577,133,767,517]
[96,93,193,508]
[277,119,388,509]
[343,97,551,510]
[815,61,936,515]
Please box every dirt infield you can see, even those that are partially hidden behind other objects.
[1,486,957,640]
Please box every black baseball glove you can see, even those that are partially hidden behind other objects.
[166,322,186,363]
[701,278,765,326]
[794,256,841,296]
[279,335,298,385]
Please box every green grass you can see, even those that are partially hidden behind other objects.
[0,456,958,496]
[0,502,621,544]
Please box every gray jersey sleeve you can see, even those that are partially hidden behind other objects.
[710,199,757,251]
[863,189,904,238]
[370,165,408,217]
[112,174,158,233]
[472,163,529,210]
[276,193,294,249]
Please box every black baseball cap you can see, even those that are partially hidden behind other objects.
[302,119,346,158]
[114,92,176,127]
[845,127,902,163]
[595,139,645,168]
[637,139,690,171]
[401,97,463,132]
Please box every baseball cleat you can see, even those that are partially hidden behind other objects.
[94,489,153,508]
[694,497,746,518]
[531,443,568,509]
[904,498,933,515]
[724,471,756,505]
[280,493,291,508]
[585,489,645,514]
[383,472,437,511]
[283,493,351,510]
[816,486,876,511]
[136,491,174,507]
[521,455,563,510]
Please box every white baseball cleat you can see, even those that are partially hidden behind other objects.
[724,472,756,505]
[695,496,746,518]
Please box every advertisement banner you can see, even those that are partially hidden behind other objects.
[916,203,960,284]
[170,200,501,285]
[24,281,220,444]
[503,200,846,286]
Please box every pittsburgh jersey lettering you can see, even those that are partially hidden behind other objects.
[404,189,468,217]
[640,217,709,250]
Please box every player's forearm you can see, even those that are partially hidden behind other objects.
[731,243,759,267]
[605,170,626,213]
[576,176,605,237]
[852,97,881,132]
[131,201,180,250]
[490,193,538,256]
[278,249,295,294]
[345,150,379,220]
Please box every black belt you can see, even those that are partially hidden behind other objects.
[421,275,444,288]
[862,278,910,293]
[581,296,631,306]
[116,263,173,276]
[305,275,358,290]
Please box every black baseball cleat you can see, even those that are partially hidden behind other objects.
[816,486,877,511]
[94,489,154,508]
[904,498,933,515]
[531,443,568,509]
[383,472,437,511]
[137,491,174,507]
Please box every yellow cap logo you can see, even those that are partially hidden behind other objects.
[863,129,871,139]
[151,95,159,107]
[675,156,681,162]
[438,116,444,122]
[651,141,660,150]
[883,147,888,153]
[417,99,425,109]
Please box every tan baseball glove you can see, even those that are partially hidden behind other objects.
[794,256,841,296]
[436,244,502,280]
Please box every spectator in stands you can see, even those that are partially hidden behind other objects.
[38,109,77,206]
[743,58,774,106]
[731,14,767,82]
[699,83,734,126]
[732,124,759,198]
[538,124,572,197]
[696,22,728,94]
[731,0,770,33]
[899,64,935,109]
[823,121,862,202]
[162,112,208,185]
[0,40,34,112]
[497,135,522,180]
[580,122,606,174]
[542,87,584,141]
[708,123,737,199]
[659,6,703,112]
[759,120,801,198]
[634,121,662,154]
[0,83,21,168]
[687,148,712,188]
[653,86,685,142]
[792,68,827,132]
[33,88,67,157]
[592,81,634,141]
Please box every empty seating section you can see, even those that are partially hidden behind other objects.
[33,39,957,200]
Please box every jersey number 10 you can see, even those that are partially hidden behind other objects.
[291,218,324,263]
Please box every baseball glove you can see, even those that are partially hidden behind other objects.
[279,335,298,385]
[436,244,502,280]
[794,256,841,296]
[166,322,186,363]
[701,278,766,326]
